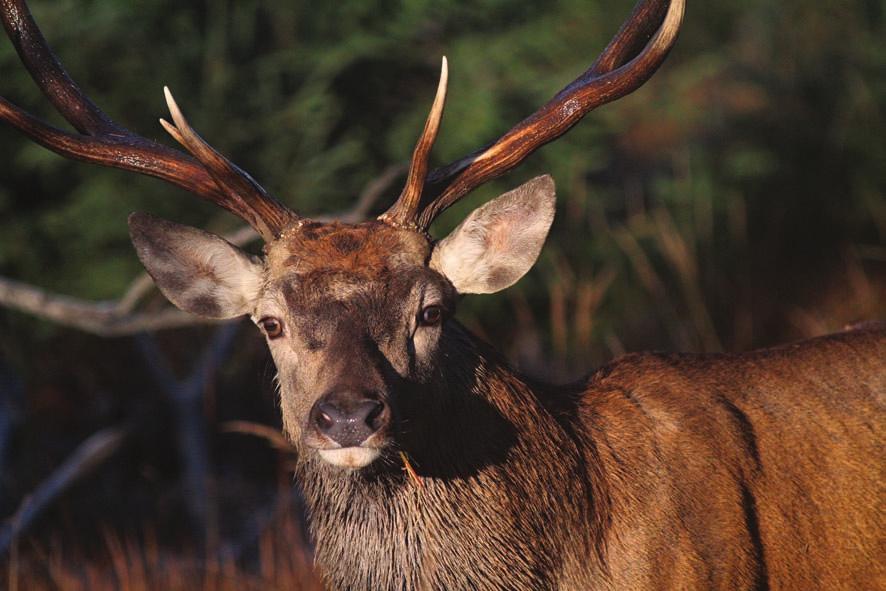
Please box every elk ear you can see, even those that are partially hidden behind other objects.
[128,212,264,318]
[430,175,555,294]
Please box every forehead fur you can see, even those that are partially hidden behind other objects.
[265,220,431,280]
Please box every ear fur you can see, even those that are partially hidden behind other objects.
[128,212,264,318]
[430,175,556,294]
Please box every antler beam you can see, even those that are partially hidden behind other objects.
[380,0,685,230]
[0,0,297,241]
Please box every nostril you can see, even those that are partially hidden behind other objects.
[365,400,386,430]
[314,402,341,433]
[317,410,334,431]
[311,392,389,447]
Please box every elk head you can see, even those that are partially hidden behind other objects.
[128,78,558,469]
[1,0,684,470]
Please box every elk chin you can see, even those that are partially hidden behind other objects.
[317,446,381,469]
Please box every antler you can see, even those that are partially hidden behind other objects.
[379,57,449,229]
[0,0,298,242]
[381,0,685,231]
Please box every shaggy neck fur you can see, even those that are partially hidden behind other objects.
[295,325,610,590]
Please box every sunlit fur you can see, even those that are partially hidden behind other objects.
[131,195,885,590]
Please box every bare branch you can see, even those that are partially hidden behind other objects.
[338,163,407,223]
[0,165,402,336]
[136,324,241,535]
[0,276,219,336]
[221,420,295,453]
[0,425,129,556]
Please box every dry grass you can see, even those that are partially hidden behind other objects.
[501,187,884,380]
[3,511,323,591]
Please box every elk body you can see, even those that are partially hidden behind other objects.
[2,0,883,589]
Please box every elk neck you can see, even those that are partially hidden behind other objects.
[294,323,612,589]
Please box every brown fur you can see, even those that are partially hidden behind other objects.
[131,215,884,590]
[293,315,884,590]
[584,328,884,590]
[266,220,430,280]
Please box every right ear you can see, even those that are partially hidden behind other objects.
[128,212,264,319]
[429,175,556,294]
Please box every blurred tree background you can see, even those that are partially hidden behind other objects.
[0,0,883,587]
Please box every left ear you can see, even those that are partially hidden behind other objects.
[430,174,556,294]
[128,212,265,319]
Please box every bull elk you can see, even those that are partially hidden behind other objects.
[2,0,883,589]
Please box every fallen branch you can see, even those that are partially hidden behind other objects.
[136,323,241,535]
[0,425,129,556]
[221,420,295,453]
[0,163,404,336]
[0,278,214,336]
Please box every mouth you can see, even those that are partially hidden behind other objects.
[316,446,382,469]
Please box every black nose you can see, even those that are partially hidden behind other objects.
[310,390,388,447]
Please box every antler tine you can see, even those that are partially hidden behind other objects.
[591,0,672,77]
[160,87,298,241]
[0,0,297,242]
[415,0,685,230]
[379,57,449,229]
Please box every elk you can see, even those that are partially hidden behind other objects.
[2,0,883,588]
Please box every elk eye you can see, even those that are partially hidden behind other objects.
[259,316,284,339]
[419,305,443,327]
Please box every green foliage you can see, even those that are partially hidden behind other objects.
[0,0,883,369]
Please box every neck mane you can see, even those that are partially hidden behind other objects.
[296,325,610,590]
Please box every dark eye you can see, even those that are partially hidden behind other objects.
[419,305,443,327]
[259,316,284,339]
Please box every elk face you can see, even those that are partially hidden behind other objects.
[128,175,555,469]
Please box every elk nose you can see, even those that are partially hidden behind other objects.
[310,391,388,448]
